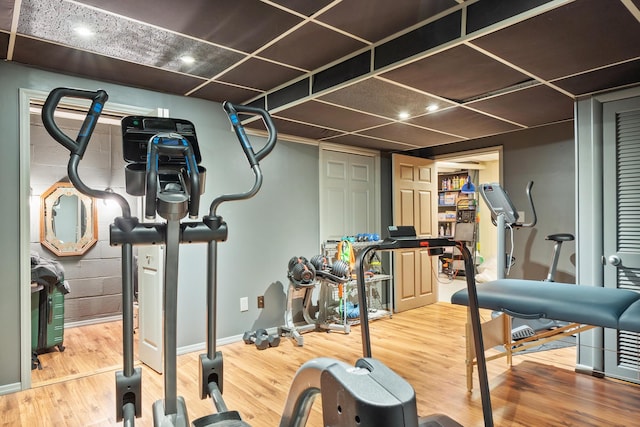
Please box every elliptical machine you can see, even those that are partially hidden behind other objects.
[479,182,574,337]
[42,87,277,426]
[42,87,452,427]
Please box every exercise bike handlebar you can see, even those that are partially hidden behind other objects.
[41,87,132,218]
[210,102,278,215]
[522,181,537,228]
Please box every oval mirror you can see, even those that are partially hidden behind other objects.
[40,182,98,256]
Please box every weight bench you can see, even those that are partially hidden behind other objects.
[451,279,640,390]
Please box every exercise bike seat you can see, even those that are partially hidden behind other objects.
[545,233,574,242]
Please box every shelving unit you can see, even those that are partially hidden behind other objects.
[437,171,478,277]
[437,171,469,239]
[321,241,393,331]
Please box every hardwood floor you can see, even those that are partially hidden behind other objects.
[31,320,134,387]
[5,302,640,426]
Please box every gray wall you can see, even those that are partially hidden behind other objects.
[414,120,576,283]
[0,61,319,388]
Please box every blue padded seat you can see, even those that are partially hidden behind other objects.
[451,279,640,330]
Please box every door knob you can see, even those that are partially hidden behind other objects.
[608,255,622,266]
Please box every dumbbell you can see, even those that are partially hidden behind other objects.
[242,329,281,350]
[288,256,316,284]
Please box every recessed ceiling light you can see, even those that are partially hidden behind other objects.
[398,111,410,120]
[180,55,196,65]
[73,25,94,38]
[426,104,439,112]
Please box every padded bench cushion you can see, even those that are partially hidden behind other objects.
[451,279,640,331]
[618,300,640,332]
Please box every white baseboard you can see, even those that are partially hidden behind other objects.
[176,328,279,356]
[0,382,21,396]
[64,318,274,356]
[65,315,122,329]
[177,333,247,356]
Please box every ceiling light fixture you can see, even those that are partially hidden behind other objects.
[398,111,410,120]
[73,25,94,38]
[426,104,439,112]
[180,55,196,65]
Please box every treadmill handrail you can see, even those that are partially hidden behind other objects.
[354,237,494,427]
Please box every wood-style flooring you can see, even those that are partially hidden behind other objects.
[4,302,640,426]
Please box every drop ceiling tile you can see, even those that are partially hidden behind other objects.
[245,117,342,141]
[467,85,574,127]
[325,134,414,152]
[380,44,531,102]
[471,0,640,81]
[0,32,8,59]
[259,22,366,71]
[275,100,390,132]
[13,36,206,95]
[74,0,303,52]
[218,58,304,92]
[360,122,462,147]
[316,0,457,43]
[270,0,335,17]
[187,81,261,104]
[553,59,640,96]
[0,0,14,31]
[318,77,456,120]
[19,0,246,78]
[409,107,521,138]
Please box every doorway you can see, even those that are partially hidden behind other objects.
[433,148,502,302]
[19,89,155,389]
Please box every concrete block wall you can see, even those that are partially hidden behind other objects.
[30,113,136,324]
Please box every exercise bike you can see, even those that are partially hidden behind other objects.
[479,182,574,337]
[42,87,461,427]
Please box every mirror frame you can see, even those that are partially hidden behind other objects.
[40,181,98,256]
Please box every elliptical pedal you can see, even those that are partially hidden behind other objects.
[192,411,250,427]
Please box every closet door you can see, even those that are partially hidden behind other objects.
[603,97,640,382]
[320,149,377,241]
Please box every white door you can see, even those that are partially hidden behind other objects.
[320,149,377,241]
[392,153,438,312]
[602,97,640,382]
[138,245,164,373]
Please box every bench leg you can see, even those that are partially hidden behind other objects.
[464,311,512,391]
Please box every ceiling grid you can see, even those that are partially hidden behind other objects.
[1,0,639,151]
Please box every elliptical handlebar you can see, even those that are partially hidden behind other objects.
[42,87,109,158]
[41,87,132,218]
[210,102,278,216]
[222,101,277,165]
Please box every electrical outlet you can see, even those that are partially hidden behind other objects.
[518,211,525,222]
[257,295,264,309]
[240,297,249,312]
